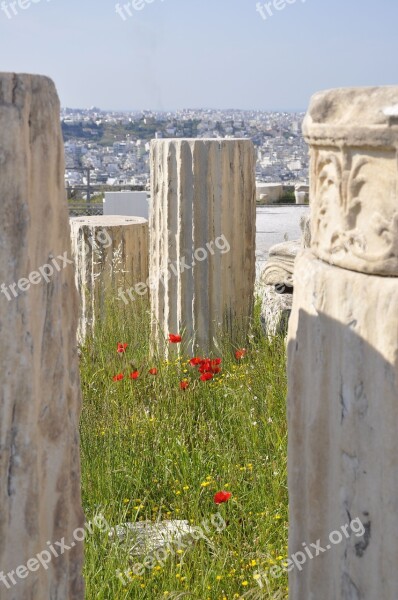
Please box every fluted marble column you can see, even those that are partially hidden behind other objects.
[70,215,149,342]
[0,74,84,598]
[288,87,398,599]
[149,139,256,356]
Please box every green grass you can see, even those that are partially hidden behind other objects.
[79,299,289,600]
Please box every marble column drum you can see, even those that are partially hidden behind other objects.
[287,87,398,600]
[149,139,256,356]
[70,215,149,342]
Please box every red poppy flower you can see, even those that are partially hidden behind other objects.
[117,343,128,354]
[129,371,140,380]
[235,348,246,360]
[199,359,222,374]
[169,334,182,343]
[214,491,232,504]
[200,372,213,382]
[180,380,189,390]
[189,357,202,366]
[112,373,124,381]
[148,368,158,375]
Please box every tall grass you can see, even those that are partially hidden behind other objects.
[79,298,288,599]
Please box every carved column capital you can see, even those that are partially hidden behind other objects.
[303,87,398,275]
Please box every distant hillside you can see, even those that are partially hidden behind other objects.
[62,121,104,141]
[62,117,201,145]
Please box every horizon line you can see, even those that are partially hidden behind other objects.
[61,107,307,114]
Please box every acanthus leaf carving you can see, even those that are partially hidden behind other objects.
[312,148,398,273]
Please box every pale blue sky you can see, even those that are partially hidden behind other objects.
[0,0,397,110]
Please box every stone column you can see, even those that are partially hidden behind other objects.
[70,215,149,342]
[0,74,84,598]
[150,139,256,356]
[288,87,398,599]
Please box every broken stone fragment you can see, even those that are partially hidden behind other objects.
[259,284,293,338]
[109,520,213,558]
[260,240,301,288]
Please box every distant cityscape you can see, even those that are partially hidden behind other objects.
[62,107,309,197]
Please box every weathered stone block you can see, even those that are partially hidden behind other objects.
[288,250,398,599]
[256,182,283,204]
[0,73,84,598]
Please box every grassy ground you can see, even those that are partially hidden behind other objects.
[79,299,288,600]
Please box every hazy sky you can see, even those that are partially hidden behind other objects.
[0,0,397,110]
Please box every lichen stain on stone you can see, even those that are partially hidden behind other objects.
[355,521,371,557]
